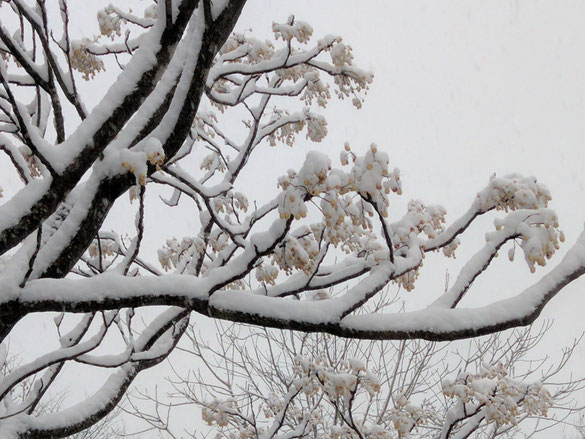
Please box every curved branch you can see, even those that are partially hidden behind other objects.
[8,227,583,342]
[20,308,189,438]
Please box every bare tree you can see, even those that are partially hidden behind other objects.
[0,1,584,437]
[125,315,584,438]
[569,412,585,438]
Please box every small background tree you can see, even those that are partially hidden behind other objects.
[123,291,585,438]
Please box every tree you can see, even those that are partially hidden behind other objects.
[0,344,124,438]
[123,293,584,439]
[0,1,584,437]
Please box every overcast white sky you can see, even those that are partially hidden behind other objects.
[5,0,585,435]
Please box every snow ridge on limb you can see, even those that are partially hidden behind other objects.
[10,189,585,341]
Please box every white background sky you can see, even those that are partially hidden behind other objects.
[5,0,585,436]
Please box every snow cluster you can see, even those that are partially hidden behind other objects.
[272,16,313,44]
[271,233,319,276]
[97,4,157,40]
[478,173,551,213]
[158,236,205,272]
[266,109,328,147]
[254,262,279,285]
[97,6,124,39]
[119,138,165,186]
[200,151,226,173]
[208,17,372,112]
[18,146,42,178]
[292,355,392,438]
[202,398,236,427]
[69,40,105,81]
[213,191,249,215]
[442,362,552,427]
[390,201,453,290]
[88,237,117,259]
[220,32,274,62]
[267,145,403,280]
[387,392,431,439]
[493,209,562,273]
